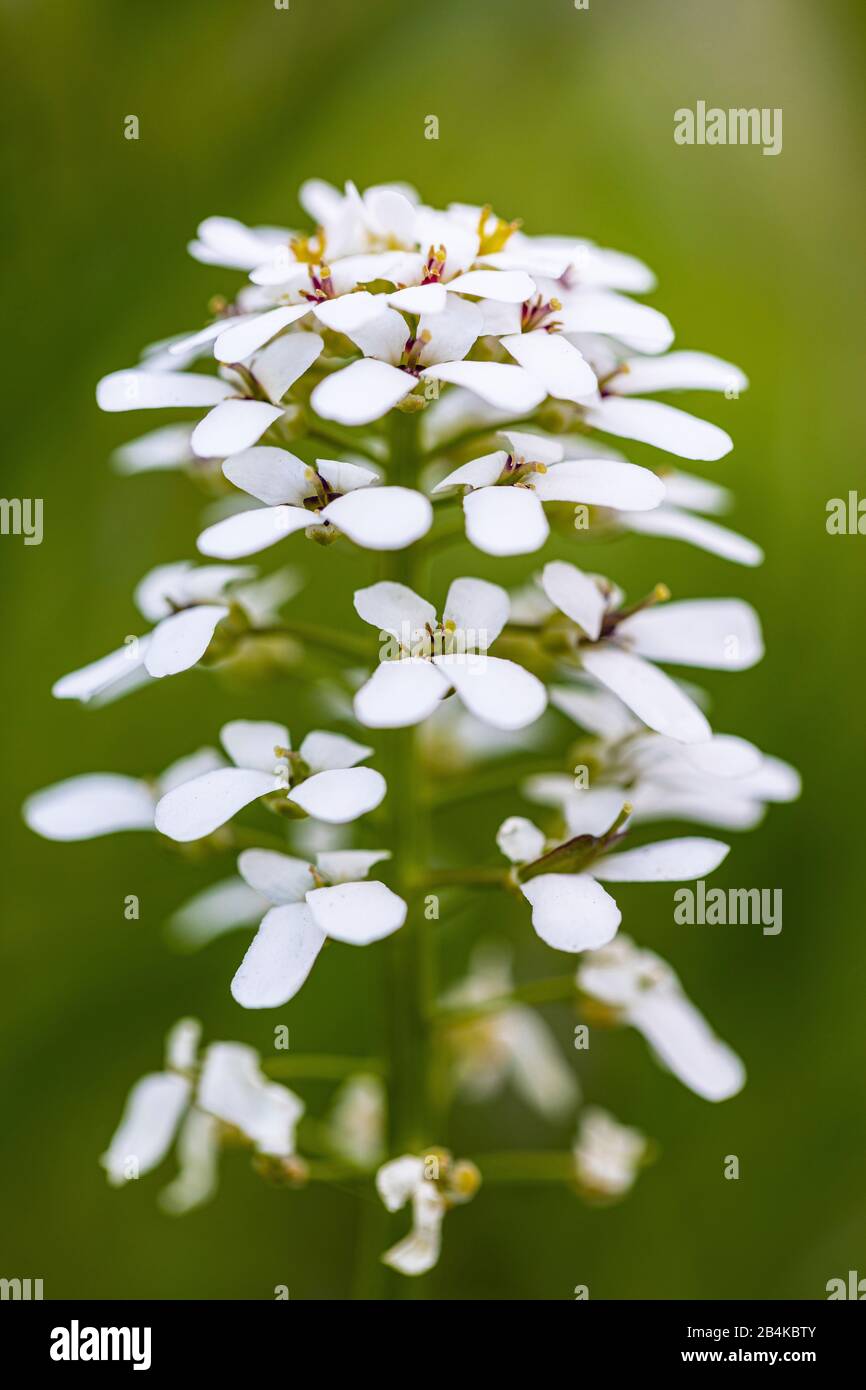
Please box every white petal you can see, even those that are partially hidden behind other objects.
[231,903,326,1008]
[376,1154,426,1211]
[165,1017,202,1072]
[502,331,596,402]
[197,504,320,558]
[421,361,545,413]
[630,992,745,1101]
[101,1073,191,1185]
[253,331,323,402]
[503,1008,581,1119]
[388,283,447,313]
[158,747,225,793]
[154,768,276,842]
[463,486,549,556]
[549,682,640,739]
[112,423,195,474]
[312,360,414,425]
[560,291,673,352]
[198,1042,303,1156]
[214,305,312,364]
[534,458,665,511]
[623,505,763,566]
[52,642,150,705]
[520,873,621,952]
[443,576,510,646]
[432,450,508,493]
[447,269,535,302]
[313,291,388,334]
[321,487,432,550]
[418,295,483,364]
[158,1109,221,1215]
[221,719,289,770]
[145,605,228,677]
[541,561,607,640]
[305,879,407,945]
[23,774,154,841]
[432,653,547,730]
[222,446,312,505]
[496,815,546,864]
[168,877,270,950]
[189,215,287,270]
[191,401,284,459]
[96,370,232,412]
[619,600,764,670]
[353,580,437,641]
[287,767,386,823]
[381,1222,442,1277]
[315,457,379,493]
[354,660,448,727]
[500,429,565,465]
[581,646,711,743]
[584,398,732,462]
[237,849,315,903]
[595,836,730,882]
[661,470,732,515]
[296,733,369,776]
[316,849,391,884]
[614,350,748,396]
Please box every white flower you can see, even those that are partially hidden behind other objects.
[530,560,763,742]
[573,1107,649,1199]
[154,721,386,842]
[497,812,730,954]
[525,712,800,834]
[188,215,292,270]
[376,1152,480,1277]
[100,1018,304,1214]
[440,942,579,1119]
[352,576,547,731]
[310,294,546,426]
[196,446,431,558]
[432,428,664,556]
[111,422,196,475]
[577,936,745,1101]
[52,562,263,699]
[230,847,407,1007]
[23,747,223,842]
[327,1074,387,1168]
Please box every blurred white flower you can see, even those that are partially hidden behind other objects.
[154,721,386,842]
[497,813,729,954]
[440,942,579,1119]
[376,1151,480,1277]
[100,1018,304,1214]
[577,935,745,1101]
[352,576,547,730]
[573,1107,649,1199]
[327,1074,387,1169]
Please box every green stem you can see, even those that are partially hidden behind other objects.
[255,618,372,662]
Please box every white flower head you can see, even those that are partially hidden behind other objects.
[573,1107,649,1200]
[530,560,763,743]
[230,847,407,1008]
[154,721,385,842]
[352,576,547,731]
[433,428,664,557]
[498,811,729,954]
[197,446,431,558]
[577,935,745,1101]
[328,1073,387,1169]
[376,1150,481,1277]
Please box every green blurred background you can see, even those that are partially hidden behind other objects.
[1,0,864,1300]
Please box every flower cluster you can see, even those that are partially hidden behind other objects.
[25,179,799,1286]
